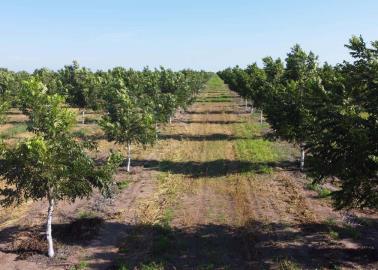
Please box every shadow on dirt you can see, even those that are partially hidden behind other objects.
[0,217,104,260]
[158,133,253,141]
[180,120,244,124]
[131,159,298,178]
[0,217,376,269]
[185,110,245,115]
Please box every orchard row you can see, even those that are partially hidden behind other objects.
[218,36,378,210]
[0,63,211,257]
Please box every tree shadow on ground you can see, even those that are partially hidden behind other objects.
[0,218,376,269]
[158,133,251,141]
[185,110,244,115]
[72,133,107,141]
[0,217,104,261]
[113,220,377,270]
[132,159,298,178]
[4,120,28,124]
[180,120,244,124]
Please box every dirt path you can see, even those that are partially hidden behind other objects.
[0,76,377,270]
[117,77,377,269]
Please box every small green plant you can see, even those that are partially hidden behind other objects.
[116,179,130,190]
[277,257,300,270]
[330,264,342,270]
[72,129,87,138]
[116,264,129,270]
[69,261,89,270]
[77,210,97,219]
[161,208,174,227]
[305,182,332,198]
[329,230,339,240]
[140,262,165,270]
[318,187,332,198]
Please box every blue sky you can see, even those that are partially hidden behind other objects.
[1,0,378,71]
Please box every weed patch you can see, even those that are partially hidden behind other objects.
[0,123,28,139]
[116,179,130,190]
[305,182,332,198]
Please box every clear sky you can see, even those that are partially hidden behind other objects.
[1,0,378,72]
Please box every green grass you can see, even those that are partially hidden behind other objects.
[72,125,101,139]
[305,182,332,198]
[77,210,97,219]
[116,179,130,190]
[72,129,87,138]
[323,218,361,240]
[69,261,88,270]
[277,258,301,270]
[0,123,28,139]
[233,121,295,173]
[161,208,174,227]
[206,75,227,90]
[197,97,232,103]
[329,230,339,239]
[116,263,165,270]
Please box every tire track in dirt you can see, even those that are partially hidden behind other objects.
[72,152,160,270]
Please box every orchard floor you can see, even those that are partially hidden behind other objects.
[0,76,377,270]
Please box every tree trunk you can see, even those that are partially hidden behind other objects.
[81,109,86,125]
[155,123,158,139]
[46,197,54,258]
[126,143,131,172]
[260,110,263,124]
[169,116,172,124]
[250,101,254,114]
[245,99,248,111]
[300,144,305,171]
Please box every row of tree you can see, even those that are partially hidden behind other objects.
[0,64,211,257]
[218,36,377,210]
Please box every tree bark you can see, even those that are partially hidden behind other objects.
[245,99,248,111]
[126,143,131,172]
[260,110,263,124]
[169,116,172,124]
[300,144,305,171]
[81,109,85,124]
[250,101,254,114]
[46,197,54,258]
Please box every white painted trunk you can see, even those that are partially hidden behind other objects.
[46,198,54,258]
[126,143,131,172]
[245,99,248,111]
[169,116,172,124]
[260,110,263,124]
[300,145,305,171]
[155,123,158,139]
[250,101,254,114]
[81,110,85,124]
